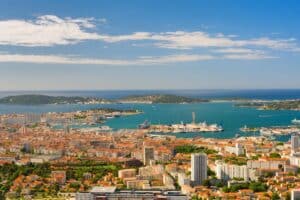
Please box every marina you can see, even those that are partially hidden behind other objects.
[0,100,300,141]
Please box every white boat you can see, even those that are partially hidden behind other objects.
[99,126,112,131]
[260,128,272,136]
[292,118,300,124]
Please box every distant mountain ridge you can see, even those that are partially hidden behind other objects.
[0,94,209,105]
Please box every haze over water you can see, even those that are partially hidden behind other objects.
[1,89,300,99]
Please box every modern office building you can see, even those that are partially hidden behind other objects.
[191,153,207,186]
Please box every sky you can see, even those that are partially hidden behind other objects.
[0,0,300,90]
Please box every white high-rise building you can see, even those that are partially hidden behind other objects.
[291,135,300,152]
[191,153,207,186]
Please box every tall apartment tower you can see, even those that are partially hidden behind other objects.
[291,135,300,152]
[191,153,207,186]
[143,146,154,165]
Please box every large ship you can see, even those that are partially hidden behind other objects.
[148,112,223,133]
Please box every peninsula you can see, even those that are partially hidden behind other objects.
[0,94,112,105]
[235,100,300,111]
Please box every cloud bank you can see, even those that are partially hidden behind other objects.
[0,15,294,65]
[0,52,275,65]
[0,15,298,52]
[0,53,216,65]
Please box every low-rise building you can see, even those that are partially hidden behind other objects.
[178,172,190,187]
[225,143,245,156]
[118,168,137,179]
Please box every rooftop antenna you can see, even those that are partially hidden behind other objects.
[192,112,196,124]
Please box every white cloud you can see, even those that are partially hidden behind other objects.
[214,48,264,54]
[138,54,215,64]
[0,53,215,65]
[223,53,277,60]
[0,15,103,46]
[101,31,299,51]
[213,48,277,60]
[0,51,277,65]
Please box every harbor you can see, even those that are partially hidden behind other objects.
[0,101,299,141]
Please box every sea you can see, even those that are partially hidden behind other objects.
[0,89,300,142]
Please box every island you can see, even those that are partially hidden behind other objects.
[119,94,209,104]
[0,94,112,105]
[235,100,300,111]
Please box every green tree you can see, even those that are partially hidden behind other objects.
[269,152,281,158]
[271,192,280,200]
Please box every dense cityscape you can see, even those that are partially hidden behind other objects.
[1,0,300,199]
[0,103,300,200]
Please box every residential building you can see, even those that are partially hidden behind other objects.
[216,161,249,181]
[291,188,300,200]
[143,146,154,165]
[225,143,245,156]
[191,153,207,186]
[178,172,190,187]
[118,169,137,179]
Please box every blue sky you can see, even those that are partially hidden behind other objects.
[0,0,300,90]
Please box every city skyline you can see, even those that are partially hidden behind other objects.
[1,0,300,90]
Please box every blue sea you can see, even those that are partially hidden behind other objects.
[0,89,300,141]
